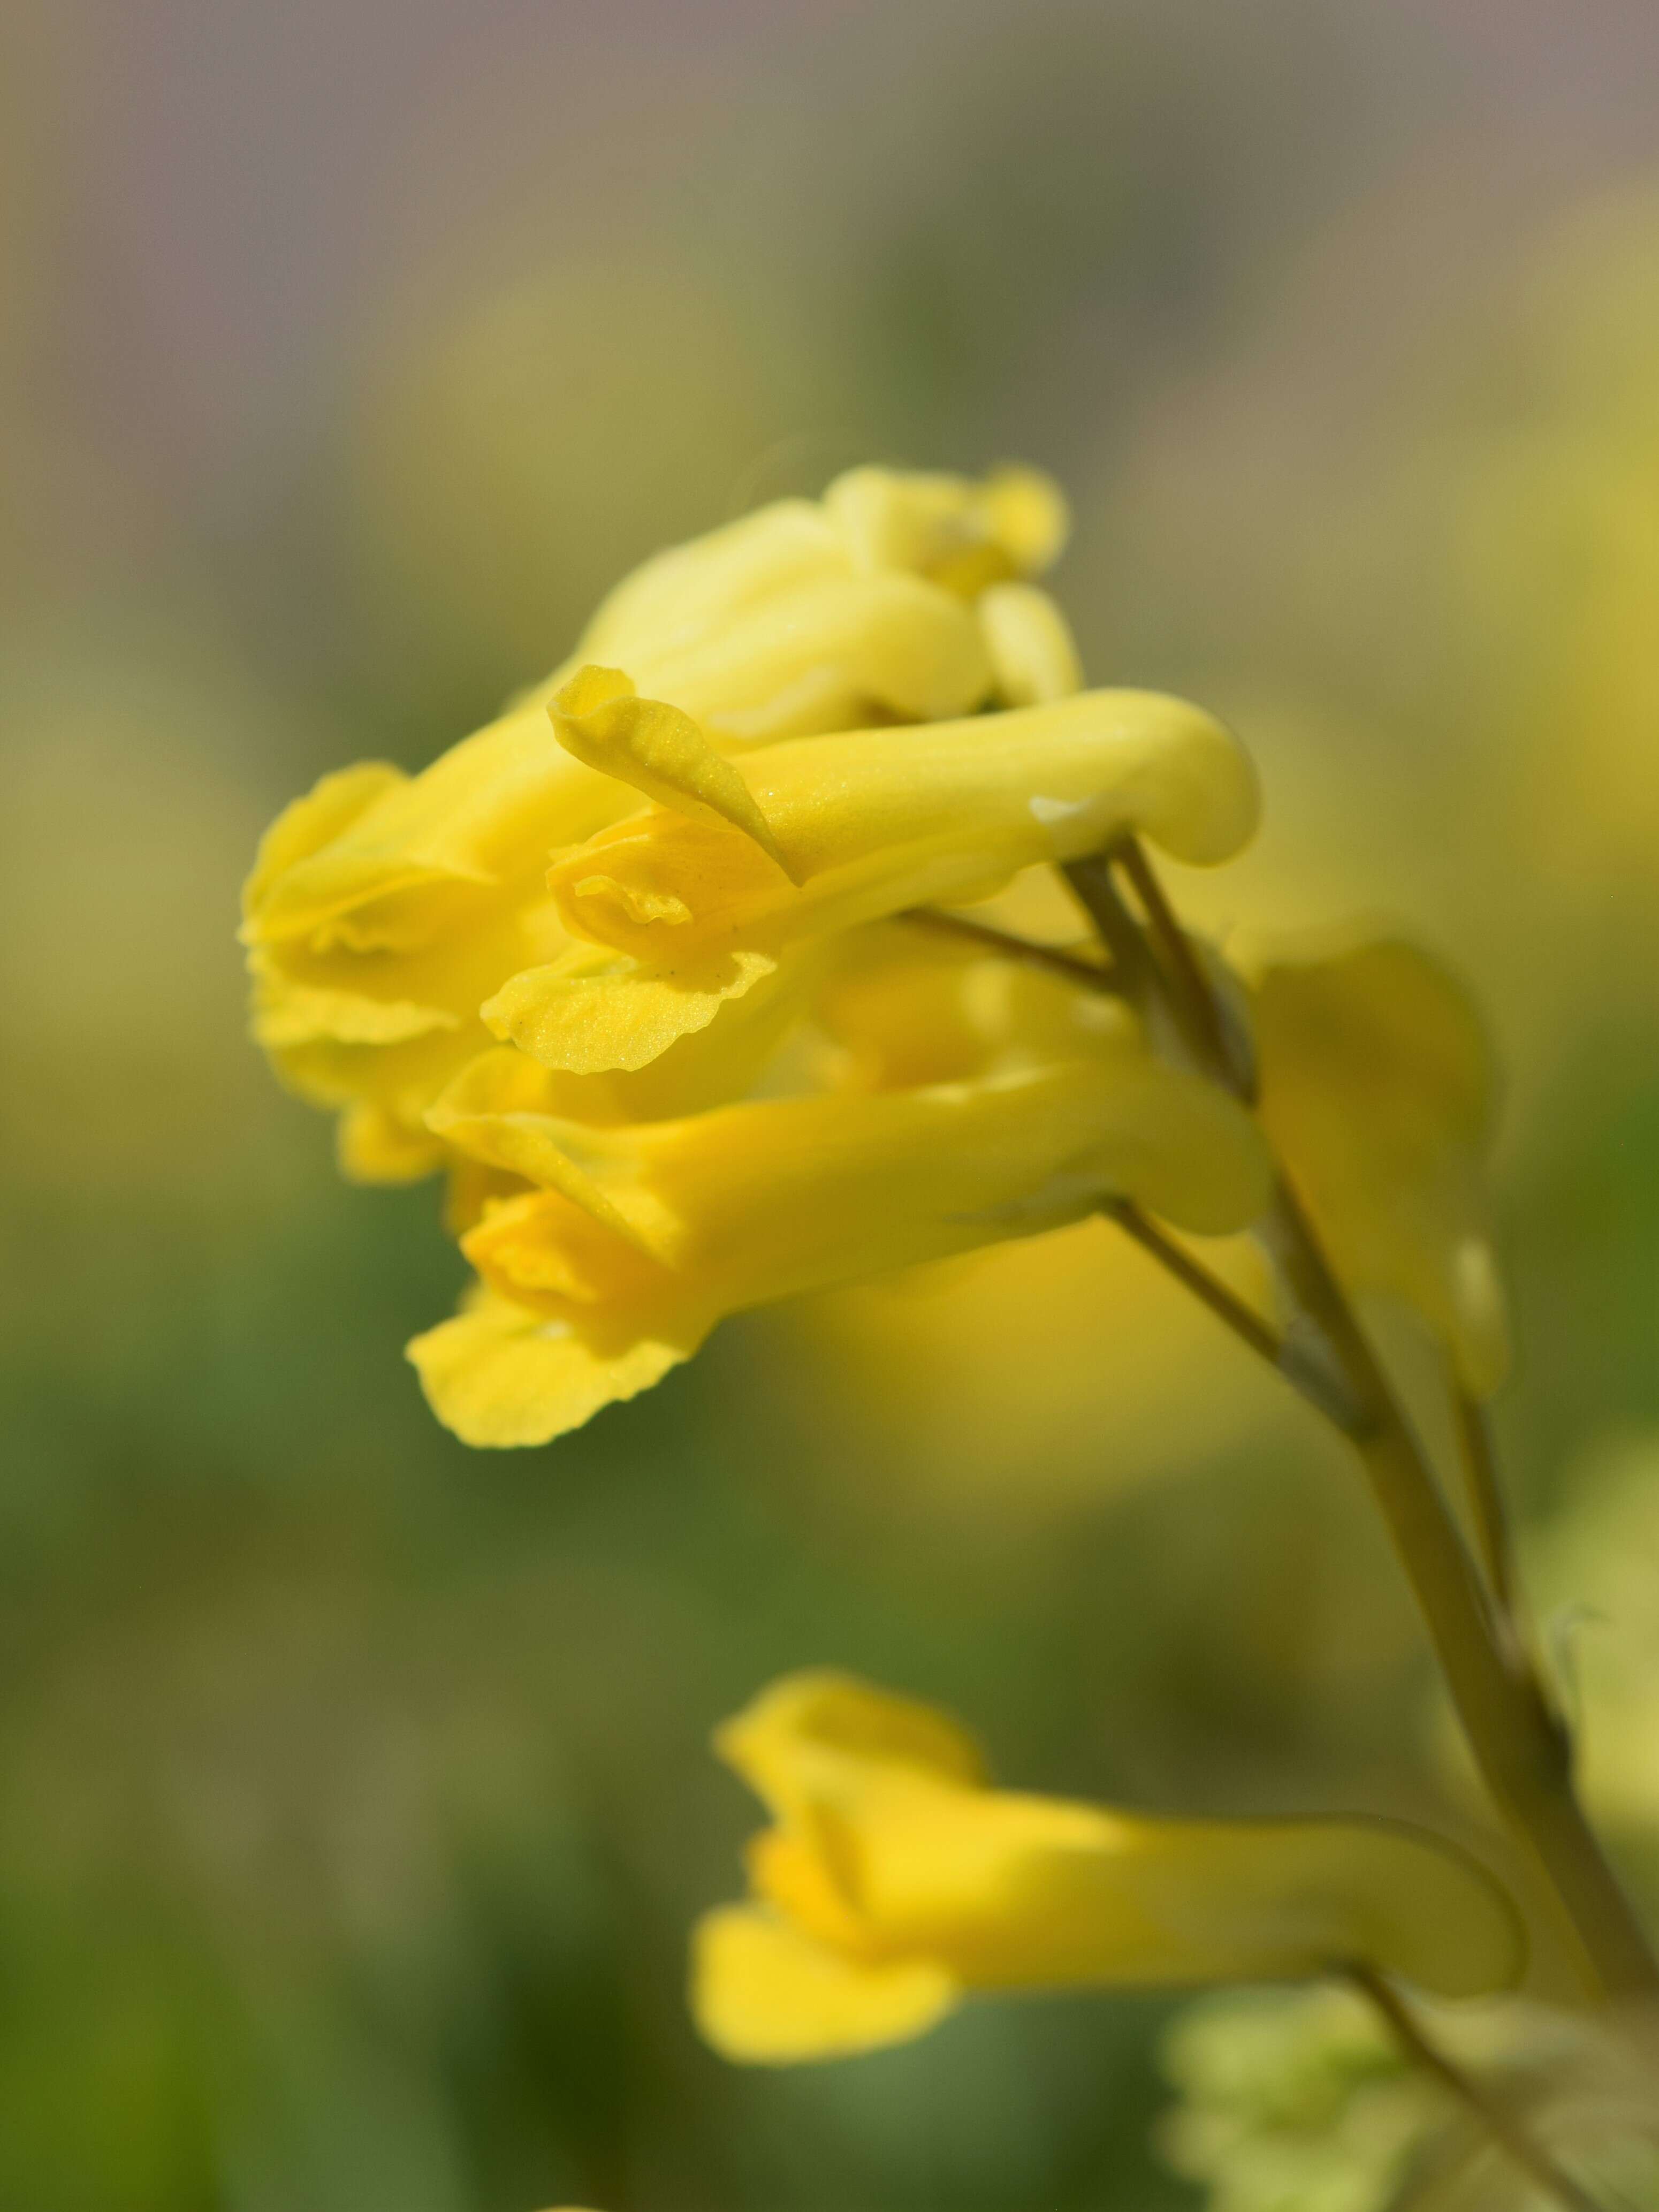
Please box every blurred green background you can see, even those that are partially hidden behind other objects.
[4,2,1659,2205]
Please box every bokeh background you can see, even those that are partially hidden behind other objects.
[5,2,1659,2206]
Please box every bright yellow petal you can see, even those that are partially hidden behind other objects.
[337,1101,446,1184]
[690,1905,958,2065]
[716,1670,988,1821]
[444,1043,1271,1318]
[241,761,406,921]
[823,1781,1524,2000]
[406,1286,702,1448]
[546,688,1259,963]
[1251,936,1511,1395]
[243,692,626,953]
[549,665,798,880]
[481,945,782,1077]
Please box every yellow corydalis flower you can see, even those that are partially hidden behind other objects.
[243,461,1275,1447]
[484,672,1257,1079]
[408,959,1272,1446]
[692,1673,1525,2065]
[1251,934,1510,1397]
[241,463,1075,1175]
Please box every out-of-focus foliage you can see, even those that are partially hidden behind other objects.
[1159,1986,1659,2211]
[7,0,1659,2206]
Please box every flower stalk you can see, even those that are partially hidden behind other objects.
[1346,1965,1605,2212]
[1078,837,1659,2005]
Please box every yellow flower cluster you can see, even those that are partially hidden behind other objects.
[243,463,1510,1445]
[243,464,1539,2105]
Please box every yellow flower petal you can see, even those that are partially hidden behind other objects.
[690,1904,959,2065]
[1251,936,1511,1396]
[698,1671,1526,2065]
[579,498,848,664]
[577,487,1000,741]
[823,465,1068,596]
[978,582,1084,706]
[816,1781,1523,2000]
[409,1028,1269,1443]
[242,694,620,952]
[716,1669,988,1821]
[337,1101,446,1184]
[549,664,798,881]
[481,944,784,1077]
[546,688,1258,967]
[406,1286,701,1449]
[241,761,406,921]
[451,1041,1269,1296]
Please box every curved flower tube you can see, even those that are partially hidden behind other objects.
[407,971,1273,1445]
[483,672,1257,1080]
[691,1673,1526,2065]
[1251,935,1511,1397]
[242,465,1074,1173]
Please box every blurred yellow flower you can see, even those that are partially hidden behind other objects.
[1250,934,1510,1398]
[691,1672,1525,2064]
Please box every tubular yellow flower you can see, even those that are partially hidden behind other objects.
[408,972,1272,1447]
[691,1673,1526,2065]
[484,678,1257,1079]
[242,465,1075,1170]
[1250,935,1511,1397]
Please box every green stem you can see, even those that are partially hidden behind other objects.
[1454,1385,1520,1621]
[1082,838,1659,2002]
[1348,1965,1606,2212]
[900,907,1120,994]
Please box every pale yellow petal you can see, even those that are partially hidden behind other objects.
[241,761,406,922]
[482,945,781,1076]
[250,972,462,1049]
[690,1905,959,2065]
[245,694,623,951]
[823,465,1068,594]
[825,1782,1524,2000]
[406,1287,702,1448]
[337,1101,446,1184]
[979,465,1070,575]
[549,665,798,880]
[577,498,848,666]
[1252,936,1511,1396]
[444,1049,1270,1318]
[716,1670,988,1821]
[546,688,1259,964]
[978,583,1084,706]
[619,572,994,743]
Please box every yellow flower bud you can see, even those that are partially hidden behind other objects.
[691,1673,1525,2065]
[1251,935,1511,1397]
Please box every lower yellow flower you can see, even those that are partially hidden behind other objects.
[691,1673,1525,2064]
[407,984,1270,1446]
